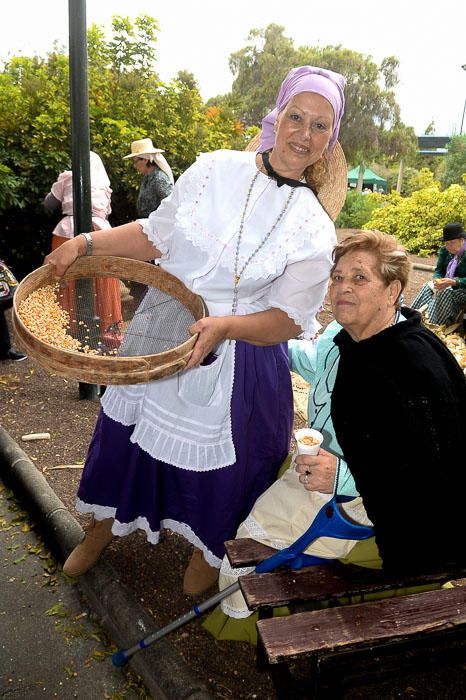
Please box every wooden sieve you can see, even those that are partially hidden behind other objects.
[12,256,208,385]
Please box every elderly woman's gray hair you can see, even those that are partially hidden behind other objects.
[332,230,411,305]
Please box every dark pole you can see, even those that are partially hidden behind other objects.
[68,0,98,400]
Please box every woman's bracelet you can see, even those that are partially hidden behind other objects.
[80,232,93,256]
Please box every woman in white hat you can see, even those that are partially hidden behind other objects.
[123,138,174,218]
[45,65,349,597]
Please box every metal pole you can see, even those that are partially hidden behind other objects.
[461,65,466,136]
[68,0,99,400]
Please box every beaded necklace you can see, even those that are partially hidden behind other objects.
[231,169,296,315]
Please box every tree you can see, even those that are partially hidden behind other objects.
[441,135,466,188]
[219,25,416,176]
[228,24,297,126]
[0,15,247,276]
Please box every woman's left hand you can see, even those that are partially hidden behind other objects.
[185,317,231,369]
[295,448,337,493]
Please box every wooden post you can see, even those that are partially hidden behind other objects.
[357,161,365,192]
[396,157,404,194]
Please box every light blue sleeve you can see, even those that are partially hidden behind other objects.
[290,321,358,497]
[288,321,342,382]
[288,337,317,384]
[333,457,358,497]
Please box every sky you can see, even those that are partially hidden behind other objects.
[1,0,466,136]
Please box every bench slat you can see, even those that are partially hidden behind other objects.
[257,583,466,664]
[239,565,466,610]
[224,538,276,567]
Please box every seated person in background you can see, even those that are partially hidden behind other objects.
[213,230,466,631]
[411,222,466,326]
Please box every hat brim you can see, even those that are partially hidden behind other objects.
[437,234,466,243]
[245,134,347,222]
[123,148,165,160]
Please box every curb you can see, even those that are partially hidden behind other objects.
[0,424,215,700]
[412,262,435,272]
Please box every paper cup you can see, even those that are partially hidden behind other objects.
[294,428,323,456]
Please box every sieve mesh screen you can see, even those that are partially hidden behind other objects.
[18,274,196,357]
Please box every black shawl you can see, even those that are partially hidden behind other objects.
[331,308,466,574]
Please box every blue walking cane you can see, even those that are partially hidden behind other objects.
[112,461,374,667]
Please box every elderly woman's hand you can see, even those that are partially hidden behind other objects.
[185,317,231,369]
[295,447,337,493]
[433,277,456,290]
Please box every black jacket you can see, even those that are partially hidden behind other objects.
[331,308,466,573]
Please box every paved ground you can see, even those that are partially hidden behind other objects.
[0,429,215,700]
[0,479,142,699]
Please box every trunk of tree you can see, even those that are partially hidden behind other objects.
[357,160,365,192]
[396,157,404,193]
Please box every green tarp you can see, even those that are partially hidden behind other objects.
[347,166,388,192]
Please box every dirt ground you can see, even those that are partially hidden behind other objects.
[2,231,466,699]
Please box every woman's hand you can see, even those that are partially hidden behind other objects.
[185,316,232,369]
[44,236,84,278]
[295,447,337,493]
[433,277,456,290]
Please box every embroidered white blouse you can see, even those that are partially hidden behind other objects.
[101,149,336,471]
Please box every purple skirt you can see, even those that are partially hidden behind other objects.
[76,341,293,564]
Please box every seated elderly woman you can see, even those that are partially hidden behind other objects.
[209,230,466,635]
[411,222,466,326]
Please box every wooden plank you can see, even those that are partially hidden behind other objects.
[257,584,466,664]
[224,538,277,567]
[226,538,466,605]
[239,565,466,610]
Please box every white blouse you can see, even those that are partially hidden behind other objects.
[140,149,336,336]
[101,149,336,472]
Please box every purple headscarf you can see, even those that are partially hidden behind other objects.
[259,65,346,153]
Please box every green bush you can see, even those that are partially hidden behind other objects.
[364,184,466,255]
[0,16,248,278]
[336,190,385,229]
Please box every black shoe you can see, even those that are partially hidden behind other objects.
[0,349,28,362]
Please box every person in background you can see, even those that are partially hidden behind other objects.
[45,65,348,597]
[123,138,174,218]
[0,307,27,361]
[0,256,27,362]
[411,222,466,326]
[44,151,113,250]
[44,152,122,342]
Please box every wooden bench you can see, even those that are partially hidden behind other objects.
[224,538,466,699]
